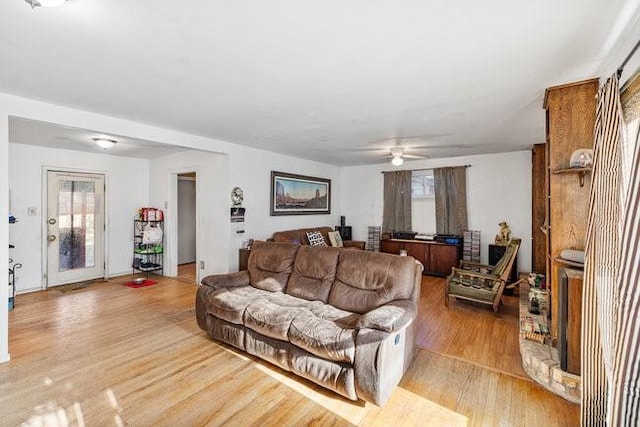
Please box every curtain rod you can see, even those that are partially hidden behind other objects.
[380,164,471,174]
[617,38,640,77]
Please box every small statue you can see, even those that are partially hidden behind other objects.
[529,295,541,315]
[494,221,511,245]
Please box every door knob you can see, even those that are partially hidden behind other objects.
[47,235,56,242]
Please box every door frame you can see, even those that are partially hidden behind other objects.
[41,166,110,289]
[166,166,200,283]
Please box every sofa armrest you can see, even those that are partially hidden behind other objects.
[200,270,250,290]
[354,305,416,405]
[344,240,366,250]
[357,300,416,333]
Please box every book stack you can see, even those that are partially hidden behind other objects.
[367,226,381,252]
[463,230,481,262]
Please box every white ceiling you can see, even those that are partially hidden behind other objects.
[9,117,190,159]
[0,0,633,165]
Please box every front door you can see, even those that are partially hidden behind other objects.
[46,171,105,287]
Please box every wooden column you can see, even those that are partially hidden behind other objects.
[543,78,597,338]
[531,143,547,274]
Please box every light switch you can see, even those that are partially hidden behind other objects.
[27,207,37,216]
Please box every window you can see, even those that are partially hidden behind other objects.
[411,170,434,199]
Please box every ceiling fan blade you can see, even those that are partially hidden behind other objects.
[406,144,470,150]
[343,147,388,153]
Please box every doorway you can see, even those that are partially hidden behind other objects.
[46,171,105,287]
[177,172,197,283]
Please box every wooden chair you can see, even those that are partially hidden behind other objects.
[445,238,521,314]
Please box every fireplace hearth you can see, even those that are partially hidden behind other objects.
[518,281,581,403]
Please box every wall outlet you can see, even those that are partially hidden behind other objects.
[27,207,37,216]
[200,261,205,270]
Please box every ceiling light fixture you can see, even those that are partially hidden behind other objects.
[390,146,404,166]
[93,138,117,149]
[25,0,66,8]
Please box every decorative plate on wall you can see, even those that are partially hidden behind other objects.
[569,148,593,168]
[231,187,244,207]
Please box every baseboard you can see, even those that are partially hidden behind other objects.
[0,352,10,364]
[16,286,44,295]
[108,271,136,279]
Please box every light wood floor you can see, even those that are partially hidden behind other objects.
[1,269,579,426]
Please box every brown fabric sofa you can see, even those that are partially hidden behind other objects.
[195,240,422,406]
[270,226,366,249]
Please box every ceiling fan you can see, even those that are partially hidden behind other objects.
[388,146,418,166]
[346,135,470,165]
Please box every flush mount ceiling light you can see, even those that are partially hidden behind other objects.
[25,0,67,8]
[390,147,404,166]
[93,138,117,150]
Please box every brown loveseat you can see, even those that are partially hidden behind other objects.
[270,226,366,250]
[195,241,422,405]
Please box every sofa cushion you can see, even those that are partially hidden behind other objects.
[244,292,322,340]
[289,303,358,364]
[248,241,299,292]
[329,251,416,314]
[206,286,271,325]
[286,246,341,303]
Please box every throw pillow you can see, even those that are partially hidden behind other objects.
[328,231,344,248]
[306,230,328,247]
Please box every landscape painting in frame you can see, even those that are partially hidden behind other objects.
[270,171,331,216]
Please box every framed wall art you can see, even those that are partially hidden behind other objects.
[270,171,331,216]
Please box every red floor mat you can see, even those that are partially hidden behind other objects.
[123,279,158,288]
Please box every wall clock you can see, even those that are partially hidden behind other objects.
[231,187,244,206]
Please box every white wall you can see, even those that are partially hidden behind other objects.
[1,109,9,362]
[8,143,149,291]
[148,150,229,280]
[226,144,342,271]
[177,178,197,264]
[341,151,533,273]
[0,91,237,363]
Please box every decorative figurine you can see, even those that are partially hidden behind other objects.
[231,187,244,207]
[494,221,511,245]
[529,295,541,315]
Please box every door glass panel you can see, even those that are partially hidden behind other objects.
[58,180,96,271]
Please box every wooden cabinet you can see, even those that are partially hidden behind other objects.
[428,244,461,276]
[239,248,250,271]
[380,239,403,255]
[543,78,596,338]
[403,241,427,266]
[380,239,461,277]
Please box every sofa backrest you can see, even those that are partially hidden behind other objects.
[329,250,417,314]
[248,242,420,313]
[271,227,334,245]
[248,241,299,292]
[286,245,342,303]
